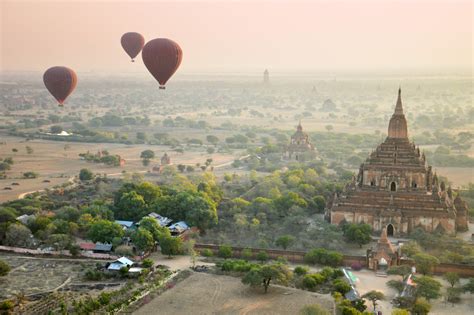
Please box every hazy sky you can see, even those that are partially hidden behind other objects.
[1,0,472,74]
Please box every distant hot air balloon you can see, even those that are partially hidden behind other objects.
[121,32,145,62]
[142,38,182,89]
[43,66,77,107]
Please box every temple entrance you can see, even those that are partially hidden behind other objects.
[390,182,396,191]
[387,224,394,237]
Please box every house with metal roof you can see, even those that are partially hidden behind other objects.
[169,221,190,235]
[115,220,135,230]
[146,212,172,227]
[107,256,134,271]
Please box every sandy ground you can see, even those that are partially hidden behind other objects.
[134,272,334,315]
[0,135,240,202]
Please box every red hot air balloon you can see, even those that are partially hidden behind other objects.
[121,32,145,62]
[142,38,182,89]
[43,66,77,107]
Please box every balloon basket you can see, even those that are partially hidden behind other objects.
[131,59,135,62]
[159,86,166,90]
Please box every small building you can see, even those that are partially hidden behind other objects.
[94,242,113,253]
[115,220,135,230]
[80,242,113,253]
[147,212,172,227]
[169,221,190,235]
[107,256,134,271]
[161,153,171,165]
[367,227,399,272]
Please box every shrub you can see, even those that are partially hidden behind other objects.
[200,248,214,257]
[256,251,269,263]
[294,266,309,276]
[241,248,253,260]
[304,248,343,266]
[303,273,326,290]
[218,245,233,259]
[142,258,153,268]
[115,245,134,256]
[0,300,14,311]
[85,268,103,281]
[332,278,351,295]
[0,260,11,277]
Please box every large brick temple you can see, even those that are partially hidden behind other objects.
[327,88,469,236]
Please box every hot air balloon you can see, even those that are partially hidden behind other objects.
[121,32,145,62]
[43,66,77,107]
[142,38,182,89]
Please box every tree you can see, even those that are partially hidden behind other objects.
[411,297,431,315]
[325,125,333,132]
[50,125,63,134]
[142,258,154,268]
[414,276,441,300]
[446,287,462,304]
[299,304,331,315]
[185,240,198,269]
[115,191,147,221]
[242,263,292,293]
[140,150,155,160]
[87,220,124,243]
[79,168,94,181]
[131,228,154,252]
[362,290,385,312]
[177,164,186,172]
[159,234,182,258]
[46,234,72,251]
[312,196,326,213]
[387,279,405,294]
[25,146,33,154]
[401,241,421,257]
[0,162,11,171]
[256,251,269,263]
[344,223,372,248]
[275,235,296,250]
[463,278,474,293]
[218,244,233,259]
[206,135,219,145]
[0,260,11,277]
[332,278,351,295]
[5,224,33,247]
[138,217,168,242]
[387,265,412,281]
[23,171,38,179]
[443,272,459,288]
[413,253,439,275]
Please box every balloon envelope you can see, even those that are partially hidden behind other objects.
[43,66,77,106]
[142,38,182,89]
[121,32,145,62]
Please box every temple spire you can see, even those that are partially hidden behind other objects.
[387,87,408,138]
[394,86,403,115]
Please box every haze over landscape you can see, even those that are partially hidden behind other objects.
[0,1,473,315]
[1,0,472,74]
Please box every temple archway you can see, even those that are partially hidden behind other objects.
[390,182,396,191]
[386,224,394,237]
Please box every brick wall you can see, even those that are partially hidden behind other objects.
[195,243,474,276]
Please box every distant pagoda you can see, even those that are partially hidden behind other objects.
[263,69,269,84]
[284,121,316,161]
[327,88,469,236]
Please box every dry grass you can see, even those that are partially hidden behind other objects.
[134,272,334,315]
